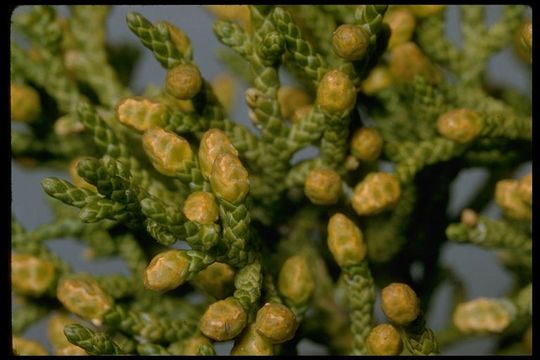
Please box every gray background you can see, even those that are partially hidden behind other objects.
[11,5,532,355]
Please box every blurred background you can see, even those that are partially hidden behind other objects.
[11,5,531,355]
